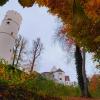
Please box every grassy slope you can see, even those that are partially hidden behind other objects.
[0,64,100,100]
[23,74,80,97]
[0,64,80,99]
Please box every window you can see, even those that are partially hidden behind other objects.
[59,72,62,75]
[11,32,13,36]
[6,21,10,24]
[59,78,62,80]
[10,49,11,52]
[52,74,54,78]
[7,18,12,21]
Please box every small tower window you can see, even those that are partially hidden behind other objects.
[11,32,13,36]
[10,49,12,52]
[6,21,10,24]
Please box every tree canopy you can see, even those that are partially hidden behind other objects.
[1,0,100,61]
[0,0,8,6]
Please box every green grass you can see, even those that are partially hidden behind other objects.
[23,75,81,97]
[0,63,100,99]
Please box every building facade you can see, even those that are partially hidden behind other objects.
[41,66,70,85]
[0,10,22,64]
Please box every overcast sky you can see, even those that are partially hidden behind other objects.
[0,0,98,81]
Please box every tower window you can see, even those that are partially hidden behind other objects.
[6,21,10,24]
[7,18,12,21]
[10,49,11,52]
[11,32,13,36]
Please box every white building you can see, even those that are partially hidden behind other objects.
[41,66,70,85]
[0,10,22,64]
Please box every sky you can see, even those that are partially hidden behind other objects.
[0,0,99,81]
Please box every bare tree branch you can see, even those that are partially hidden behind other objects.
[30,38,43,73]
[12,34,27,67]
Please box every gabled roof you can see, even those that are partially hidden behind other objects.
[53,68,64,73]
[56,68,64,72]
[41,72,50,74]
[41,68,65,75]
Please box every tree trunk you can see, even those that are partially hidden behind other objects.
[30,56,35,74]
[12,47,17,66]
[15,46,22,67]
[12,53,16,66]
[75,45,84,96]
[82,49,90,97]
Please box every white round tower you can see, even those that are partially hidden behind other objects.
[0,10,22,64]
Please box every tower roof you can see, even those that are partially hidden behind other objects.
[51,66,57,72]
[4,10,22,25]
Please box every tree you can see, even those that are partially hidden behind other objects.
[1,0,100,62]
[75,45,90,97]
[56,24,90,97]
[12,35,21,66]
[17,0,100,62]
[82,49,90,97]
[89,74,100,92]
[1,0,99,95]
[1,0,99,65]
[29,38,43,73]
[75,45,84,96]
[0,0,8,6]
[12,35,27,67]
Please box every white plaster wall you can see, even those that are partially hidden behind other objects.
[0,20,19,39]
[0,10,22,64]
[0,33,14,63]
[53,72,66,84]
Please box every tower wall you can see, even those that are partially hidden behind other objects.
[0,10,22,64]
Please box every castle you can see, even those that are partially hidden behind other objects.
[0,10,22,64]
[41,66,71,85]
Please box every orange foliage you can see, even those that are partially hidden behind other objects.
[89,74,100,91]
[17,0,100,60]
[84,0,100,22]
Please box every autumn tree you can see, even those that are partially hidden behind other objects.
[89,74,100,92]
[1,0,99,96]
[1,0,99,65]
[29,38,43,73]
[56,25,90,97]
[17,0,100,62]
[75,45,90,97]
[1,0,99,62]
[12,35,27,67]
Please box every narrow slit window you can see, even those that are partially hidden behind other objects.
[10,49,11,52]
